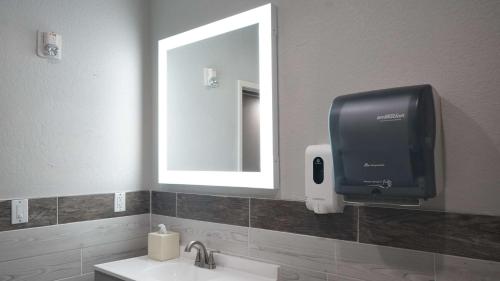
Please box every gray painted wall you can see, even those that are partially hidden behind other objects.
[1,0,499,216]
[166,25,258,171]
[0,1,151,280]
[0,0,152,199]
[151,0,500,216]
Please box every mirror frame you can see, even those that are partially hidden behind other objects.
[158,4,278,189]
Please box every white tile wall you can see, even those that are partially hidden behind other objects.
[152,214,249,256]
[435,254,500,281]
[279,266,328,281]
[0,214,149,262]
[0,214,149,281]
[82,237,148,273]
[334,240,434,281]
[0,249,81,281]
[249,228,335,273]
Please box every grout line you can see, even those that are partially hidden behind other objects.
[332,234,337,279]
[56,196,59,225]
[80,248,83,275]
[53,273,94,281]
[247,198,251,257]
[0,214,147,235]
[149,190,152,232]
[175,192,178,217]
[434,253,437,281]
[247,225,251,257]
[357,206,360,242]
[0,190,146,202]
[0,248,86,264]
[172,190,252,200]
[248,198,251,227]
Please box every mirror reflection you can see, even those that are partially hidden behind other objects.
[166,24,260,172]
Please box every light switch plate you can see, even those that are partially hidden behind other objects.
[114,192,126,212]
[11,199,29,224]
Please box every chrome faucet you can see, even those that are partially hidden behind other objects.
[184,241,220,269]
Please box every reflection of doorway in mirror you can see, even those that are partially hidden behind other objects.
[237,80,260,172]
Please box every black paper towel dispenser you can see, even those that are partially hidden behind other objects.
[329,85,443,202]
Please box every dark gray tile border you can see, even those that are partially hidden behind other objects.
[177,193,249,227]
[0,197,57,231]
[58,193,114,224]
[151,191,176,217]
[359,207,500,262]
[125,191,150,217]
[250,198,357,241]
[58,191,150,224]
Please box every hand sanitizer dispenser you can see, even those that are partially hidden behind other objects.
[305,145,344,213]
[329,84,443,204]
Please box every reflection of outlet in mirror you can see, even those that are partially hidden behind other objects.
[114,192,126,212]
[11,199,29,224]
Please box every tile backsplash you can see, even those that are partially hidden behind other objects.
[0,191,150,281]
[0,214,149,281]
[152,191,500,263]
[152,191,500,281]
[1,190,499,281]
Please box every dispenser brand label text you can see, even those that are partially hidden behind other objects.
[376,113,405,121]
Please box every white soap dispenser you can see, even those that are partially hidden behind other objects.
[148,224,180,261]
[305,144,344,214]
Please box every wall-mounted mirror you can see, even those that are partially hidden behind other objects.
[158,4,278,189]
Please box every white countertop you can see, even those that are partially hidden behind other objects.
[94,253,279,281]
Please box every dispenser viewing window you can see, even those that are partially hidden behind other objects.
[329,85,443,204]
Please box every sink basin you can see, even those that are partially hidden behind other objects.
[94,252,279,281]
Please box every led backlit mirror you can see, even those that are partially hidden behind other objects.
[158,4,278,189]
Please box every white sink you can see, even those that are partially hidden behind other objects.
[94,252,279,281]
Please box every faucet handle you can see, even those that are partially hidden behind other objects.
[207,250,220,269]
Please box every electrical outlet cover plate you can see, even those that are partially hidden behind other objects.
[11,199,29,224]
[114,192,126,212]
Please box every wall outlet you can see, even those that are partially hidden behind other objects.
[11,199,29,224]
[114,192,126,212]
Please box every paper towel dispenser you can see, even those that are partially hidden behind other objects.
[329,85,443,202]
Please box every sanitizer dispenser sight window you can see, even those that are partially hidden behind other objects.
[329,85,443,201]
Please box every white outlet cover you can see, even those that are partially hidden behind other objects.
[11,199,29,224]
[114,192,126,212]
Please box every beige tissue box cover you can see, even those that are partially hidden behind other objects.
[148,231,180,261]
